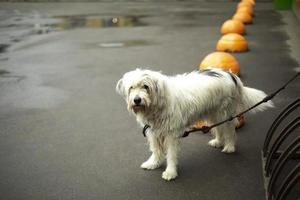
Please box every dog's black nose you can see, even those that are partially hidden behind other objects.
[134,96,142,105]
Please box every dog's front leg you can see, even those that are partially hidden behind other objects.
[141,133,164,170]
[162,135,179,181]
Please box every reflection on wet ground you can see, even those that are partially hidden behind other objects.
[51,15,147,30]
[0,14,147,31]
[98,40,152,48]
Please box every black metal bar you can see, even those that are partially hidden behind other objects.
[271,151,300,159]
[275,163,300,200]
[267,136,300,196]
[263,98,300,157]
[265,117,300,176]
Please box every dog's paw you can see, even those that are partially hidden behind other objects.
[222,144,236,153]
[140,161,161,170]
[208,139,223,148]
[162,169,178,181]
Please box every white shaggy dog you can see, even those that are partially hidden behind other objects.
[116,68,273,181]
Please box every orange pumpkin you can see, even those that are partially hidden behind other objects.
[199,52,240,75]
[242,0,255,6]
[235,116,246,129]
[238,2,254,9]
[192,116,245,131]
[216,33,248,52]
[191,120,207,129]
[220,19,246,35]
[233,12,253,24]
[237,6,254,16]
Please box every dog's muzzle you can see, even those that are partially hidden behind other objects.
[131,96,146,113]
[134,96,142,105]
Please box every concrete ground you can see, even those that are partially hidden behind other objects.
[0,1,299,200]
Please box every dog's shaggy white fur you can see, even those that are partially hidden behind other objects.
[116,68,273,181]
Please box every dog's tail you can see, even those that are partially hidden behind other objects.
[238,86,274,113]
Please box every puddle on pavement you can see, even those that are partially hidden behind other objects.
[0,14,148,48]
[0,15,147,31]
[98,40,152,48]
[0,70,25,83]
[0,69,10,76]
[0,57,8,61]
[51,14,147,30]
[0,44,10,53]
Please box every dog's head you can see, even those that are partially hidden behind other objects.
[116,69,164,114]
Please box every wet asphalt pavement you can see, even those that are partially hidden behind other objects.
[0,2,299,200]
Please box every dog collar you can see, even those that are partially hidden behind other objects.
[142,124,151,137]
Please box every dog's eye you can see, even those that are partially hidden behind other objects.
[143,85,149,90]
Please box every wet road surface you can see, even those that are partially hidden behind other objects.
[0,2,299,200]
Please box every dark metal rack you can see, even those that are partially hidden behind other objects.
[262,98,300,200]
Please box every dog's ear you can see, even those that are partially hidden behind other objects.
[154,79,159,93]
[116,78,125,97]
[144,75,163,98]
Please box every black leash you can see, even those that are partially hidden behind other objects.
[142,124,150,137]
[143,72,300,138]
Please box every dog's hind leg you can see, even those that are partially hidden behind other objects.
[162,135,179,181]
[208,103,237,153]
[141,133,164,170]
[221,121,236,153]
